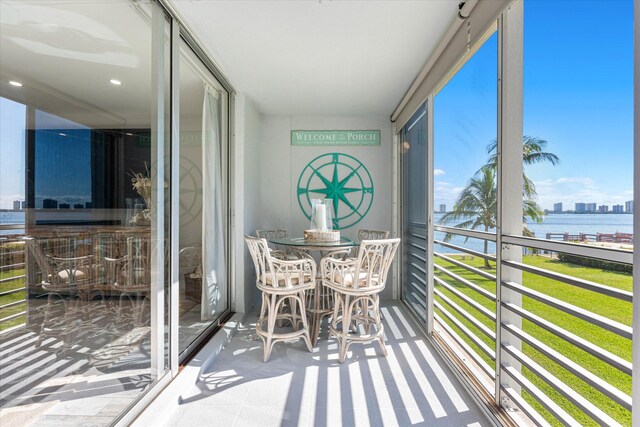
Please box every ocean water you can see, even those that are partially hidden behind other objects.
[1,211,635,251]
[0,212,25,236]
[433,213,633,255]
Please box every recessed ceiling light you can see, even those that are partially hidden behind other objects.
[109,79,122,86]
[9,81,23,87]
[126,132,133,136]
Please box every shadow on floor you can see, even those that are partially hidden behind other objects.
[172,303,487,427]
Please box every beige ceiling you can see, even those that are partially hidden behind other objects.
[170,0,459,116]
[0,0,207,129]
[0,1,460,125]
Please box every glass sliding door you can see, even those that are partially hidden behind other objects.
[0,1,170,425]
[432,29,498,390]
[400,104,428,322]
[177,39,229,357]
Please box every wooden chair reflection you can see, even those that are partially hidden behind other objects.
[104,236,151,328]
[27,237,94,351]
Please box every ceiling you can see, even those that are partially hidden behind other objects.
[170,0,460,116]
[0,1,207,129]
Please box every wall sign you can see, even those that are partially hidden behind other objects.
[291,130,380,146]
[297,153,374,230]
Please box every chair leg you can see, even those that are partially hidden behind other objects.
[289,296,299,328]
[338,294,352,363]
[373,295,387,356]
[298,291,313,352]
[329,291,342,339]
[263,292,278,362]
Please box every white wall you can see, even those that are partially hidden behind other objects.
[233,94,263,313]
[257,115,394,299]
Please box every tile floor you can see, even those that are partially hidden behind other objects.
[168,303,489,427]
[0,293,214,426]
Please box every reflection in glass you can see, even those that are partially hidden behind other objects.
[0,1,169,425]
[401,104,427,322]
[177,40,229,357]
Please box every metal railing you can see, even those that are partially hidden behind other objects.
[424,225,633,426]
[0,238,27,329]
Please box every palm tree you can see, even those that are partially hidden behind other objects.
[483,135,559,199]
[441,136,559,268]
[440,167,496,269]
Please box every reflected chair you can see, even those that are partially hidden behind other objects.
[179,246,202,303]
[245,236,316,362]
[322,238,400,363]
[110,236,151,328]
[27,237,94,351]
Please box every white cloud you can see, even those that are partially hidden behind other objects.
[434,169,445,176]
[533,176,632,210]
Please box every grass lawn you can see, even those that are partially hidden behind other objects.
[0,267,27,331]
[434,254,632,426]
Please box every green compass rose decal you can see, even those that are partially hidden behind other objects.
[297,153,374,230]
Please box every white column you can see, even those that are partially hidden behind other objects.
[426,96,435,333]
[169,17,180,375]
[496,0,524,405]
[150,2,166,377]
[632,1,639,425]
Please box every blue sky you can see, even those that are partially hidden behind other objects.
[0,0,635,211]
[0,100,91,209]
[434,0,634,211]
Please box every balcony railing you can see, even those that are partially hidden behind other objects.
[423,225,632,426]
[0,237,27,332]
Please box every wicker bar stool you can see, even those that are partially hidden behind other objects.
[245,236,316,362]
[322,238,400,363]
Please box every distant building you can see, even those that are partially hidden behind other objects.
[21,201,26,209]
[42,199,58,209]
[74,203,84,209]
[12,200,21,211]
[575,203,586,213]
[439,204,446,213]
[612,204,624,213]
[587,203,597,213]
[85,202,92,209]
[553,202,562,213]
[598,205,609,214]
[59,203,70,209]
[626,200,634,213]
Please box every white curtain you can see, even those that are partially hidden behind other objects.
[201,84,226,321]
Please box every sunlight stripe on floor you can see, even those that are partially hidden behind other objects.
[0,357,72,400]
[381,307,403,340]
[326,365,342,424]
[298,365,318,426]
[0,335,42,359]
[0,349,59,388]
[0,337,59,369]
[365,347,399,427]
[384,346,424,423]
[415,340,469,412]
[0,331,35,350]
[348,355,370,427]
[392,306,416,337]
[398,341,446,418]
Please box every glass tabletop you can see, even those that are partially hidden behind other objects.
[268,236,358,248]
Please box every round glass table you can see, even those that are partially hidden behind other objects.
[267,236,359,346]
[268,236,358,251]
